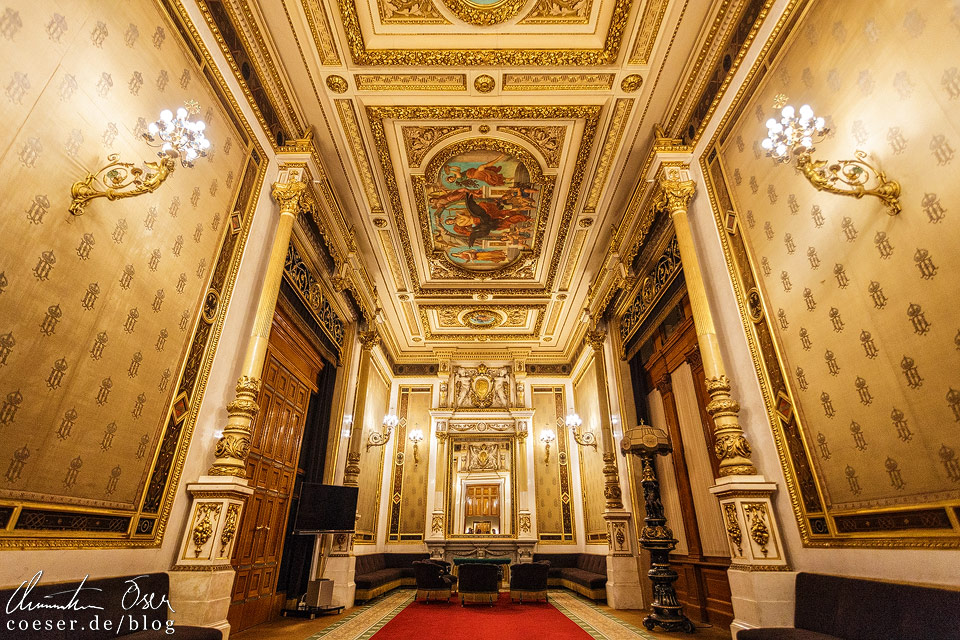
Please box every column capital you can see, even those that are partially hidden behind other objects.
[585,328,607,352]
[655,168,696,215]
[358,329,381,352]
[271,179,307,215]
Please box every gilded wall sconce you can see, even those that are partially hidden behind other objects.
[566,413,597,451]
[762,102,901,215]
[539,427,556,464]
[69,102,210,216]
[408,427,424,466]
[367,414,398,450]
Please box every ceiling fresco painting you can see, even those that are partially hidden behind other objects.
[426,143,542,273]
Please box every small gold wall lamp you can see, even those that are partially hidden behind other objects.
[69,101,210,216]
[762,100,901,215]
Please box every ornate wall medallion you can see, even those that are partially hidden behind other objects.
[463,309,504,329]
[326,74,348,93]
[474,74,496,93]
[442,0,526,26]
[620,73,642,92]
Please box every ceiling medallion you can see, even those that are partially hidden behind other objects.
[578,217,594,227]
[442,0,526,26]
[423,137,546,275]
[474,74,496,93]
[620,74,642,92]
[462,309,504,329]
[373,217,388,227]
[479,124,491,134]
[326,75,348,93]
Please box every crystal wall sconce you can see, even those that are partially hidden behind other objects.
[69,102,210,216]
[762,101,901,215]
[367,414,398,450]
[539,427,556,464]
[408,427,424,466]
[566,413,597,451]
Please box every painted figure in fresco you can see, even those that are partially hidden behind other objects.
[426,147,541,271]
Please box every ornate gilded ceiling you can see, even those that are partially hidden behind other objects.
[195,0,754,362]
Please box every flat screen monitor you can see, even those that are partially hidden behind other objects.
[292,483,359,534]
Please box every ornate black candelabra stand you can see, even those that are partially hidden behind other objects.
[621,423,695,634]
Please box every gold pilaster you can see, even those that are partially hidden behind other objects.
[585,328,623,509]
[208,176,306,476]
[655,165,756,477]
[343,329,381,486]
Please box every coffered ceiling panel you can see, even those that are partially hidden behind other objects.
[214,0,732,361]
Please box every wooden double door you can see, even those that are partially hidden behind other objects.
[634,295,734,628]
[228,308,324,633]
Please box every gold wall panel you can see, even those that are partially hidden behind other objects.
[355,362,390,542]
[502,73,616,91]
[376,0,449,23]
[0,0,261,547]
[584,98,633,212]
[388,386,431,541]
[627,0,670,64]
[519,0,593,24]
[334,99,384,214]
[559,229,589,290]
[707,0,960,546]
[532,386,575,542]
[356,74,466,92]
[574,357,606,538]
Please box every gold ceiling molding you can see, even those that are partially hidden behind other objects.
[584,98,633,213]
[378,229,408,291]
[419,304,547,342]
[335,0,633,65]
[558,227,589,291]
[519,0,593,24]
[402,300,423,337]
[627,0,670,64]
[502,73,616,91]
[201,0,305,141]
[415,137,554,281]
[496,125,566,167]
[365,105,600,297]
[435,306,531,329]
[402,125,472,167]
[545,299,563,335]
[356,74,468,92]
[326,75,349,93]
[300,0,342,64]
[334,99,385,214]
[377,0,449,23]
[440,0,527,25]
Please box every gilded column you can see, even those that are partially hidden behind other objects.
[208,177,306,477]
[585,327,624,510]
[655,165,756,477]
[342,329,381,486]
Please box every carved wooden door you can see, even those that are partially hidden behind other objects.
[637,295,733,628]
[228,310,322,633]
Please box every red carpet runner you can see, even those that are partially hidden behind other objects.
[372,593,592,640]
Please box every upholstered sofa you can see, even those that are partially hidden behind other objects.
[509,561,549,602]
[0,572,221,639]
[532,553,607,601]
[738,572,960,640]
[354,553,432,602]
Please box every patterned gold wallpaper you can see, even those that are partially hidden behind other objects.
[532,386,574,542]
[0,0,250,542]
[574,358,606,540]
[389,386,430,541]
[355,363,389,542]
[716,0,960,542]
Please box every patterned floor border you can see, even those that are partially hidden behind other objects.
[302,589,658,640]
[304,590,414,640]
[547,590,658,640]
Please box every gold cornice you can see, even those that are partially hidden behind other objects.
[419,304,548,341]
[501,73,616,91]
[299,0,341,64]
[334,99,384,213]
[365,104,601,297]
[356,74,468,92]
[335,0,634,66]
[584,98,633,213]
